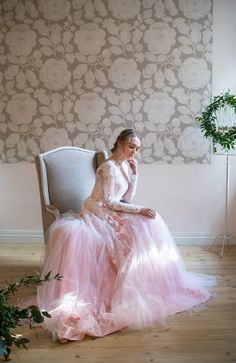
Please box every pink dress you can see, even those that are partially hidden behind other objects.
[37,159,215,342]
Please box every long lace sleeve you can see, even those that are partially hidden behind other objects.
[121,163,138,202]
[98,162,142,214]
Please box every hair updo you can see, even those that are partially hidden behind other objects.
[111,128,139,153]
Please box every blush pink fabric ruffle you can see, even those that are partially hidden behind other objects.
[37,212,216,343]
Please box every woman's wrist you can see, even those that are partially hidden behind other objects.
[130,174,137,181]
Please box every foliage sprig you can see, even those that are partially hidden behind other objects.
[196,91,236,152]
[0,271,62,360]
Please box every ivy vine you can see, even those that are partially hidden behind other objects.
[196,91,236,152]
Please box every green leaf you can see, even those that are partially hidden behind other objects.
[196,91,236,153]
[28,305,39,310]
[0,271,61,359]
[31,308,44,324]
[14,337,30,348]
[44,271,51,281]
[41,311,51,318]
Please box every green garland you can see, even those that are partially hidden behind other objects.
[196,91,236,152]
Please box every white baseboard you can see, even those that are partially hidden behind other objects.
[0,230,44,243]
[0,230,235,245]
[173,233,236,245]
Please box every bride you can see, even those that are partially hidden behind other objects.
[37,128,215,342]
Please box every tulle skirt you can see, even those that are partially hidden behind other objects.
[37,212,216,342]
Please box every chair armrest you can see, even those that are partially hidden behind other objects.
[45,205,60,219]
[41,205,60,243]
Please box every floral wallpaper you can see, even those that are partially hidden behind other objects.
[0,0,212,163]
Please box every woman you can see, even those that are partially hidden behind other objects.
[38,129,215,342]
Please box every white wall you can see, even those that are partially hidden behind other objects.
[212,0,236,94]
[0,0,236,243]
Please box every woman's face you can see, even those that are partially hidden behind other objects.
[120,136,141,160]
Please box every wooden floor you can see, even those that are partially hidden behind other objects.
[0,242,236,363]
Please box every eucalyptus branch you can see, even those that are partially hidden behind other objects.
[0,271,62,360]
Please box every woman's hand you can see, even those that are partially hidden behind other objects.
[139,208,156,219]
[127,157,137,175]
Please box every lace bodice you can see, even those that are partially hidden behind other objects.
[83,160,142,215]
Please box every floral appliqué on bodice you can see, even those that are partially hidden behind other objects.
[82,160,143,267]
